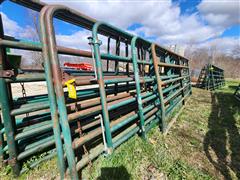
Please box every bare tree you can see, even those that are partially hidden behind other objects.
[20,10,42,69]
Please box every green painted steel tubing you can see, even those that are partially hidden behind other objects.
[164,84,191,104]
[19,133,54,152]
[92,20,150,152]
[109,93,155,111]
[165,96,182,115]
[15,122,52,141]
[42,6,78,179]
[166,90,191,115]
[75,144,104,171]
[143,104,158,115]
[136,60,189,69]
[0,123,4,166]
[17,136,55,161]
[11,101,50,116]
[0,39,133,63]
[162,75,189,85]
[16,92,150,143]
[142,94,157,103]
[68,91,153,122]
[4,70,174,87]
[20,150,57,175]
[111,104,156,133]
[144,108,159,124]
[74,109,155,172]
[15,112,51,128]
[0,115,52,144]
[18,115,102,160]
[12,83,136,110]
[164,86,184,104]
[0,17,21,175]
[3,144,7,153]
[145,114,158,126]
[151,43,166,132]
[131,36,146,139]
[69,71,134,77]
[145,116,159,133]
[72,106,139,149]
[105,76,153,84]
[73,93,157,149]
[16,93,135,142]
[163,83,181,94]
[113,125,139,148]
[137,60,152,65]
[92,21,129,152]
[5,73,45,83]
[158,62,189,69]
[0,39,42,51]
[14,94,49,105]
[0,127,4,134]
[7,73,152,87]
[161,74,179,80]
[40,6,66,178]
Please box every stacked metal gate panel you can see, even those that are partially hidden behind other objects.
[196,64,225,90]
[151,44,191,133]
[0,0,191,178]
[0,14,61,177]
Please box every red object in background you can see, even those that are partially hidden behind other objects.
[64,62,93,71]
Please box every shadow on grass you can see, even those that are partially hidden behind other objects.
[204,91,240,179]
[97,166,130,180]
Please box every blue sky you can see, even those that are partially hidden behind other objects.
[1,0,239,56]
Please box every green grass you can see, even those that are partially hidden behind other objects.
[1,80,239,180]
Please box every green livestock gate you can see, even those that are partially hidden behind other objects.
[196,64,225,90]
[0,0,192,179]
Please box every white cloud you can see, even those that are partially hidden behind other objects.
[1,12,22,36]
[1,12,38,39]
[56,30,92,50]
[197,37,240,57]
[1,0,240,57]
[43,0,226,45]
[198,0,240,27]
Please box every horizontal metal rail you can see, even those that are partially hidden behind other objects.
[0,0,192,178]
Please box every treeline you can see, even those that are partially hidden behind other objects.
[186,48,240,79]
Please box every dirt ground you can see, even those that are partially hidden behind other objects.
[11,82,48,98]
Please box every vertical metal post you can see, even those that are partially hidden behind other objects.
[92,22,113,152]
[40,6,78,179]
[115,37,120,75]
[0,120,4,167]
[149,50,161,126]
[178,57,185,105]
[107,37,110,72]
[165,54,174,107]
[206,64,210,90]
[0,15,21,176]
[151,44,166,133]
[114,37,120,95]
[125,41,129,92]
[187,59,192,94]
[131,36,146,138]
[211,64,215,90]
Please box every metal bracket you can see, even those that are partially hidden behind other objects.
[99,114,108,154]
[88,36,98,80]
[0,70,14,78]
[88,36,102,46]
